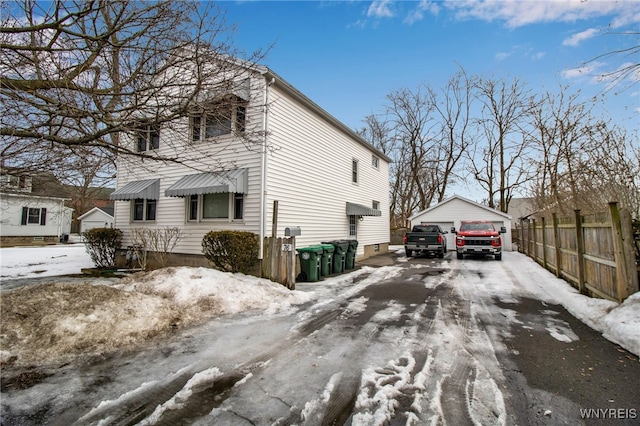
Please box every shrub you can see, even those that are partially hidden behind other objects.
[202,231,259,273]
[82,228,123,268]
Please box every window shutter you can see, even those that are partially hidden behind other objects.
[40,208,47,225]
[21,207,28,225]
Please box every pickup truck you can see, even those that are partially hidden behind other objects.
[451,221,506,260]
[403,224,447,258]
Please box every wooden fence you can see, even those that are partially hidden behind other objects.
[518,202,638,302]
[262,236,297,290]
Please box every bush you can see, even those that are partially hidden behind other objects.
[202,231,259,274]
[82,227,123,268]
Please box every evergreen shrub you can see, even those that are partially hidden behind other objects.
[202,230,259,273]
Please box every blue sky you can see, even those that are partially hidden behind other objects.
[220,0,639,134]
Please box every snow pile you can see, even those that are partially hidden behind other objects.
[0,267,314,366]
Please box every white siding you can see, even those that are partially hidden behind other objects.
[112,69,390,258]
[264,84,390,256]
[411,197,513,251]
[0,194,72,237]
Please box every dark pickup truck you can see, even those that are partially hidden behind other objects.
[403,224,448,258]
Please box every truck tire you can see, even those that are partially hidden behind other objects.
[457,252,463,260]
[438,249,445,258]
[406,249,413,257]
[495,253,502,261]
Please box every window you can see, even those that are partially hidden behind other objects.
[372,155,379,169]
[133,198,156,221]
[191,96,247,142]
[136,125,159,152]
[352,159,359,184]
[187,193,244,221]
[21,207,46,225]
[372,200,380,210]
[349,215,357,236]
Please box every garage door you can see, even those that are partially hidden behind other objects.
[81,221,106,233]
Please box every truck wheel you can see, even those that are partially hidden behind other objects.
[406,249,413,257]
[457,252,463,260]
[438,250,445,258]
[495,253,502,261]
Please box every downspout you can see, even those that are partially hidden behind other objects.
[259,75,276,259]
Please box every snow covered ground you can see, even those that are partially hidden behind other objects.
[1,244,638,425]
[1,243,638,358]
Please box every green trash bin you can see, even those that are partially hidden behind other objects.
[319,243,335,276]
[345,239,358,270]
[323,240,348,274]
[296,245,323,282]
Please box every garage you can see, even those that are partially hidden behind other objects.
[409,195,513,251]
[78,207,114,233]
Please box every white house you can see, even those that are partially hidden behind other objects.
[409,195,513,251]
[77,207,114,233]
[110,59,391,264]
[0,192,73,246]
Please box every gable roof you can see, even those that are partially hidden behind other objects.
[409,195,512,221]
[77,206,115,221]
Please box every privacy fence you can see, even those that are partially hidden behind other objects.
[518,202,638,303]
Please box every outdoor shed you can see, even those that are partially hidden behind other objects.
[77,207,114,233]
[409,195,513,251]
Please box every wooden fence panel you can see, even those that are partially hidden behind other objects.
[518,203,638,302]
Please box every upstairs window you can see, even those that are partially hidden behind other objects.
[136,124,159,152]
[352,159,359,184]
[372,155,379,169]
[191,96,247,142]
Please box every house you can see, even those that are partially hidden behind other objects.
[110,59,391,266]
[77,207,115,233]
[0,191,73,246]
[409,195,513,251]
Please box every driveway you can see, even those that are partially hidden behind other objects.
[1,251,638,425]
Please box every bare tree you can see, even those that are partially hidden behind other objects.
[1,1,268,178]
[470,77,532,212]
[429,68,476,203]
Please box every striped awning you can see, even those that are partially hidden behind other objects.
[110,179,159,200]
[346,202,382,217]
[165,169,248,197]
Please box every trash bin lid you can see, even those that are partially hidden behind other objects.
[348,240,358,249]
[319,243,335,253]
[296,245,324,254]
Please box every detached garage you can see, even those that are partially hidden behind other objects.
[78,207,114,233]
[409,195,513,251]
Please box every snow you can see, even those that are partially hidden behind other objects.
[1,244,639,425]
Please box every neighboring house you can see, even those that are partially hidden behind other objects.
[507,197,537,222]
[110,59,391,265]
[0,192,73,246]
[77,207,114,233]
[409,195,513,251]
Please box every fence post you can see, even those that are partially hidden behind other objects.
[541,216,548,269]
[575,210,586,294]
[552,213,561,278]
[609,202,638,302]
[532,218,538,263]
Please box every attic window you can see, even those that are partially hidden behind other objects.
[136,124,159,152]
[191,96,247,142]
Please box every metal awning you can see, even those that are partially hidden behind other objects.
[110,179,159,200]
[165,169,248,197]
[346,202,382,217]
